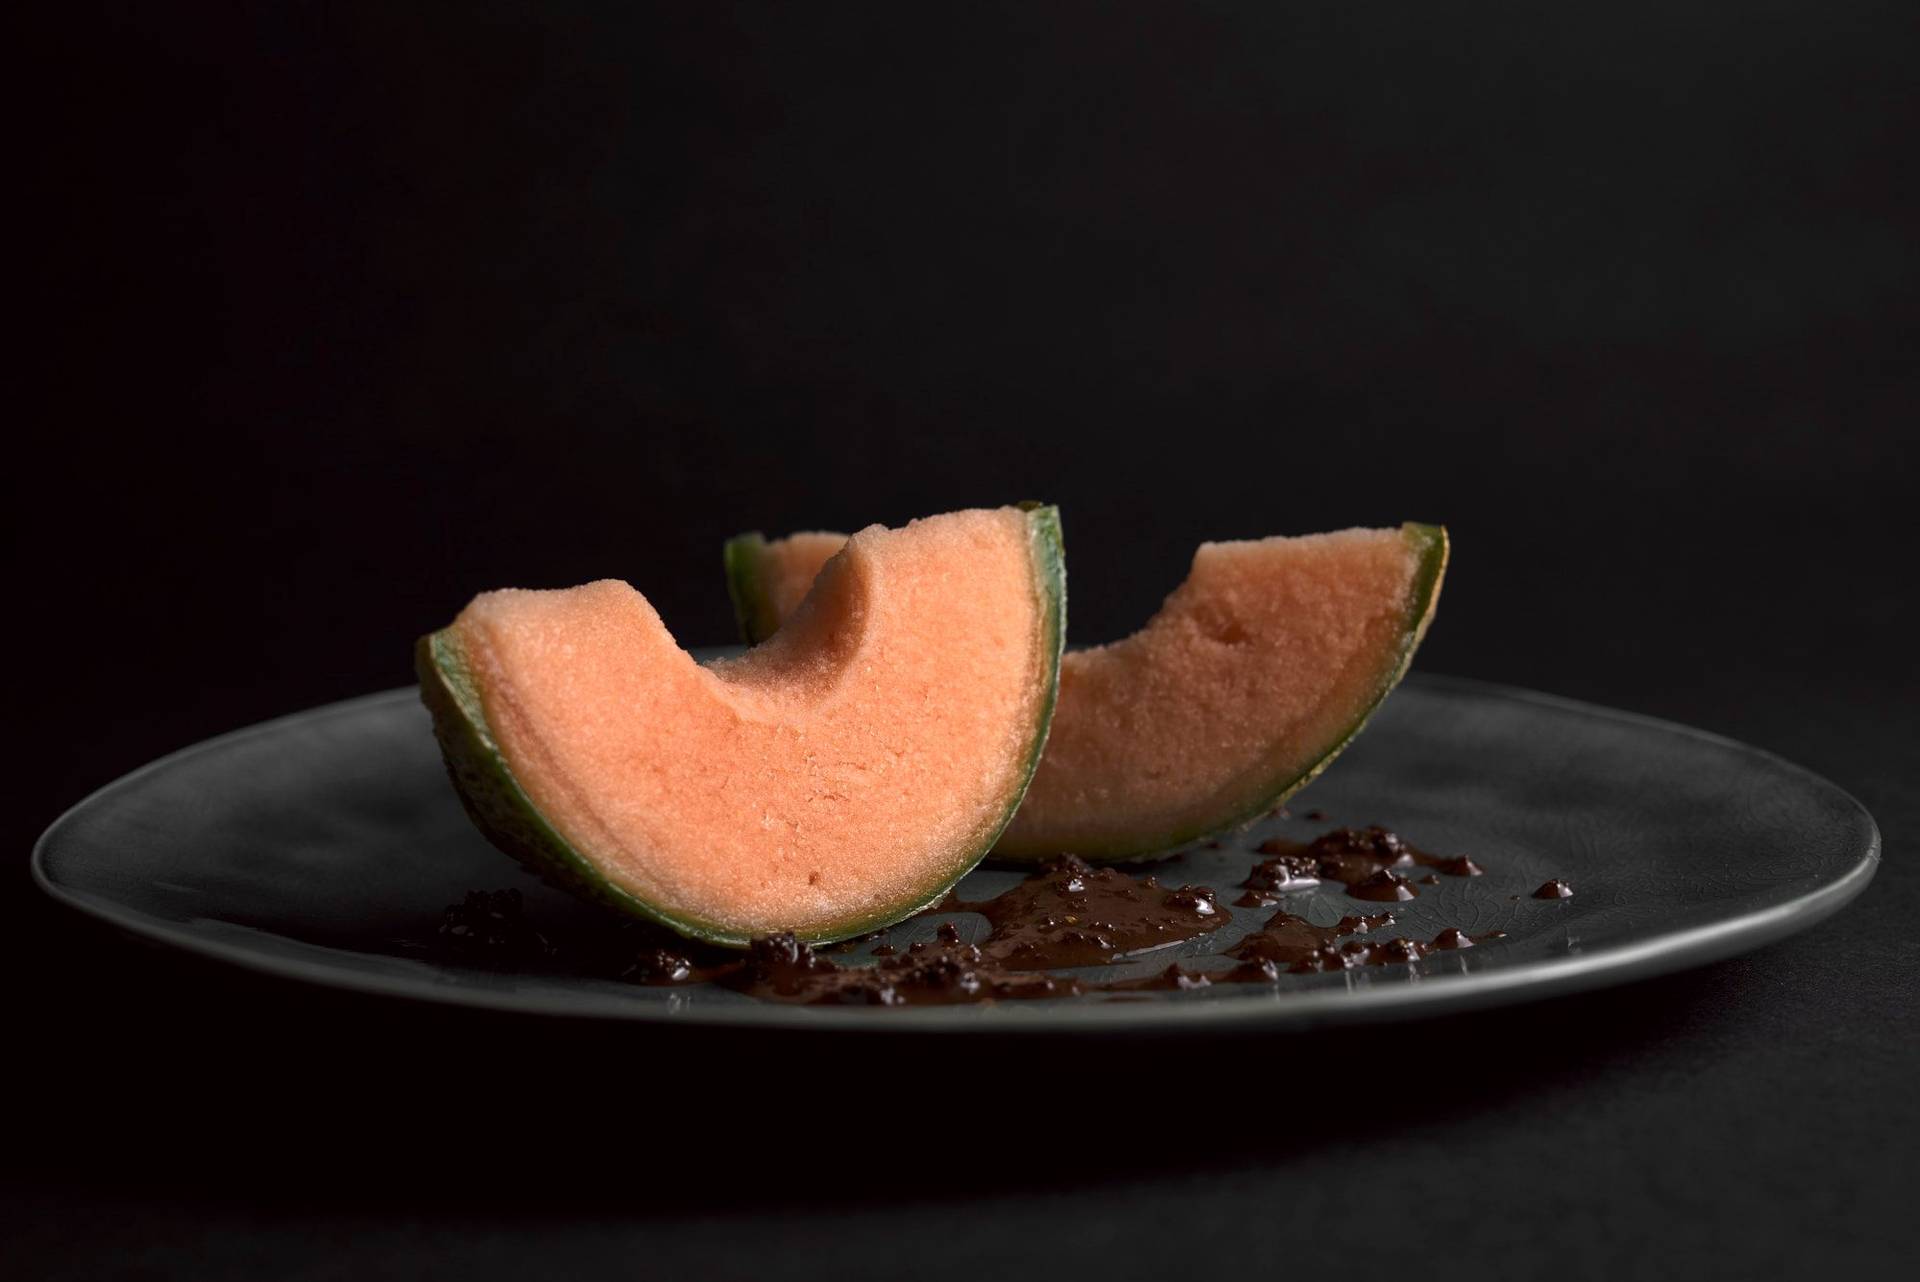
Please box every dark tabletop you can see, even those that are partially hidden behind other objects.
[13,2,1917,1277]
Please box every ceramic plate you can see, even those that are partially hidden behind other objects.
[32,672,1878,1032]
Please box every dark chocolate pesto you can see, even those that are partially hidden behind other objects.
[936,855,1229,968]
[436,889,553,962]
[1241,825,1489,905]
[730,923,1082,1006]
[435,826,1527,1008]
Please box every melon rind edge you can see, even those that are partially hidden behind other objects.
[995,502,1070,853]
[415,630,745,945]
[721,531,782,647]
[997,520,1450,862]
[1188,520,1448,850]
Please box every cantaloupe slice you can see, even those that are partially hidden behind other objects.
[724,523,1446,860]
[420,506,1066,945]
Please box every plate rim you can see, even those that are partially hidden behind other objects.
[30,675,1883,1034]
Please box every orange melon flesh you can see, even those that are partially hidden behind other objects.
[422,507,1064,943]
[732,524,1447,859]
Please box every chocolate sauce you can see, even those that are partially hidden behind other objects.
[1234,845,1321,906]
[938,856,1229,967]
[1249,826,1486,903]
[1532,878,1574,899]
[433,889,749,984]
[617,944,707,984]
[1230,909,1396,970]
[732,905,1505,1002]
[436,889,553,963]
[433,824,1526,1009]
[1102,963,1217,993]
[1216,909,1503,976]
[730,925,1081,1006]
[1348,869,1419,902]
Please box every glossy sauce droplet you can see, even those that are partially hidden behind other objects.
[1349,869,1419,901]
[939,855,1231,967]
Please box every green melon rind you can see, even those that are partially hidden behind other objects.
[416,629,742,943]
[722,532,784,646]
[990,520,1450,863]
[417,505,1068,948]
[1006,502,1069,842]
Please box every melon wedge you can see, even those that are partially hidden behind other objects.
[419,506,1066,945]
[724,523,1446,860]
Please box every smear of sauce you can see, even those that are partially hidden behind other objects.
[730,922,1083,1006]
[437,889,553,961]
[435,826,1541,1008]
[937,856,1229,967]
[1239,826,1488,905]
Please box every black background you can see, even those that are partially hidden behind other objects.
[12,3,1917,1277]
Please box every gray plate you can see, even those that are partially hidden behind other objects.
[31,673,1879,1033]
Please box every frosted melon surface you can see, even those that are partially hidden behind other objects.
[432,507,1060,939]
[732,524,1445,858]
